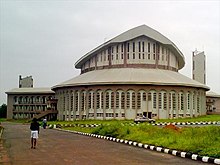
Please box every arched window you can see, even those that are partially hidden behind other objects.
[111,91,114,109]
[121,92,125,109]
[116,92,120,109]
[137,92,141,109]
[75,91,79,111]
[153,92,157,109]
[132,92,135,109]
[126,92,130,109]
[96,91,101,109]
[88,91,92,109]
[105,91,111,109]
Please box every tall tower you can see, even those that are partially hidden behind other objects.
[19,75,33,88]
[192,50,206,84]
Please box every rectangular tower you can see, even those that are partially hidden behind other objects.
[192,51,206,84]
[19,75,33,88]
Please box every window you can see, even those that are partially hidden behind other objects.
[75,92,78,111]
[106,92,110,109]
[137,92,141,109]
[96,92,100,109]
[116,92,120,108]
[111,92,114,109]
[148,43,150,52]
[127,53,129,59]
[127,43,130,52]
[143,53,145,59]
[143,93,146,101]
[126,92,130,108]
[153,44,156,53]
[116,45,118,53]
[142,42,144,52]
[138,42,141,52]
[121,44,124,52]
[133,42,135,52]
[164,93,167,110]
[139,53,141,59]
[153,92,156,109]
[133,53,135,59]
[159,93,162,109]
[132,92,135,109]
[88,92,92,109]
[121,92,125,109]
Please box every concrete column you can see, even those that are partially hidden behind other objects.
[183,92,187,118]
[156,91,159,119]
[113,91,116,119]
[78,91,82,119]
[175,92,179,118]
[195,92,198,117]
[85,90,89,119]
[94,91,97,119]
[145,91,149,118]
[189,92,193,118]
[166,91,170,119]
[72,92,76,120]
[103,91,106,120]
[124,91,127,118]
[135,91,138,117]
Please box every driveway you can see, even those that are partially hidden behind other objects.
[0,122,211,165]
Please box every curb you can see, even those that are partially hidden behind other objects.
[152,121,220,126]
[55,128,220,164]
[48,121,220,129]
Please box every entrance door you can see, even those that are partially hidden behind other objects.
[147,112,152,119]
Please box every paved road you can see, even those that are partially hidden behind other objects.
[0,122,212,165]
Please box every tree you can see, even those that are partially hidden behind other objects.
[0,104,7,118]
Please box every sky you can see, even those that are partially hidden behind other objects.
[0,0,220,105]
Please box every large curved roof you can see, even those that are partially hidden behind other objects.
[75,25,185,69]
[52,68,209,90]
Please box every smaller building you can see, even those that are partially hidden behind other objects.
[19,75,33,88]
[6,88,56,120]
[206,91,220,114]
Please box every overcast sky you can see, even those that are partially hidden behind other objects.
[0,0,220,104]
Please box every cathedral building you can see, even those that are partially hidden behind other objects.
[52,25,209,120]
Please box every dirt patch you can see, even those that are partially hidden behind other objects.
[164,124,181,132]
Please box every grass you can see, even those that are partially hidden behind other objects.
[89,123,220,158]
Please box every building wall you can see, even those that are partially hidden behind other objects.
[206,96,220,113]
[54,85,206,121]
[7,93,55,119]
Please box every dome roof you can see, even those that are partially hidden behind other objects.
[52,68,209,90]
[75,25,185,69]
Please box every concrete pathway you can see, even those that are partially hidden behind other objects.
[0,122,212,165]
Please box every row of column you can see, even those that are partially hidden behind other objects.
[56,89,206,120]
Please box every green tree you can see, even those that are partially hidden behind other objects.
[0,104,7,118]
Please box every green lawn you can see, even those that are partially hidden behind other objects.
[60,115,220,159]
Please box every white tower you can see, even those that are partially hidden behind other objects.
[192,50,206,84]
